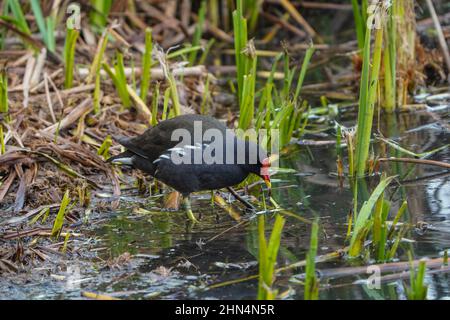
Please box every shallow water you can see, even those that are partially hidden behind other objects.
[1,109,449,300]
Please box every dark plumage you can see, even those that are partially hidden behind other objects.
[108,114,271,220]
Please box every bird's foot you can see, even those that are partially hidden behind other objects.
[183,197,199,223]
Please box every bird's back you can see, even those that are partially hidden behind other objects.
[118,114,228,162]
[109,114,268,195]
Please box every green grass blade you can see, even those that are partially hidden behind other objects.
[151,82,160,126]
[103,52,131,109]
[64,28,79,88]
[162,87,170,121]
[355,26,383,177]
[200,75,210,115]
[45,16,55,52]
[0,71,8,121]
[140,27,153,102]
[86,28,109,84]
[189,0,206,66]
[257,214,268,300]
[97,135,112,160]
[90,0,112,28]
[266,214,285,283]
[351,0,365,49]
[7,0,30,34]
[388,200,407,238]
[257,213,285,300]
[377,136,449,159]
[0,124,5,154]
[304,219,319,300]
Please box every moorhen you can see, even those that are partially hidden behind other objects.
[108,114,271,221]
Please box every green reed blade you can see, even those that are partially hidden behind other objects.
[97,135,112,160]
[93,71,101,114]
[51,190,71,238]
[0,71,8,120]
[293,44,315,103]
[151,82,160,126]
[304,219,319,300]
[349,176,395,257]
[90,0,112,28]
[162,87,170,121]
[0,124,5,154]
[388,200,407,238]
[355,25,383,177]
[351,0,365,49]
[200,75,210,115]
[64,28,79,88]
[7,0,30,35]
[198,38,215,65]
[377,136,449,159]
[140,28,153,102]
[257,213,285,300]
[86,28,109,84]
[405,258,428,300]
[257,214,268,300]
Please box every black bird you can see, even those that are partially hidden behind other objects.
[108,114,271,221]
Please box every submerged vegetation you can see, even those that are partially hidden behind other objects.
[0,0,449,300]
[304,219,319,300]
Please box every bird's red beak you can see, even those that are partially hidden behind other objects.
[261,158,272,197]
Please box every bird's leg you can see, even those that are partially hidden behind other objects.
[226,187,256,211]
[210,190,215,207]
[183,195,199,223]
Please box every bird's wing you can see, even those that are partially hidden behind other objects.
[114,115,230,161]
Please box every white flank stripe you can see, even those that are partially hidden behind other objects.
[110,157,133,165]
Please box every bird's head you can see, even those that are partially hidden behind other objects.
[244,143,272,197]
[259,156,272,197]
